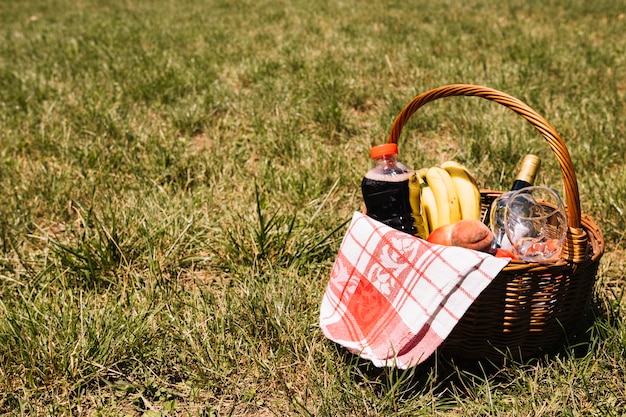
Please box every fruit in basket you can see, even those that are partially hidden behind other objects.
[441,160,482,221]
[425,223,453,245]
[450,219,494,252]
[425,166,462,228]
[415,161,482,233]
[417,168,439,234]
[494,248,517,259]
[427,219,494,253]
[408,173,430,239]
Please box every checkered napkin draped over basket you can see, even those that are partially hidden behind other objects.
[319,212,510,369]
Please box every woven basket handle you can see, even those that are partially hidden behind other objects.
[387,84,582,231]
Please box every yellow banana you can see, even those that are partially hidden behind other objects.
[408,172,429,239]
[421,185,438,234]
[425,166,461,229]
[441,160,482,221]
[416,169,438,234]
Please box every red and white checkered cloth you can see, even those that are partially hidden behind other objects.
[319,212,510,369]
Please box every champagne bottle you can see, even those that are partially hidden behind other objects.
[482,154,541,224]
[487,154,542,249]
[510,154,541,191]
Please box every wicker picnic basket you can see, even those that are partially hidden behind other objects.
[386,84,605,362]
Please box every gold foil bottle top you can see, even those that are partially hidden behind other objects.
[516,154,541,185]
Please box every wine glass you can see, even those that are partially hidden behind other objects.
[489,191,514,251]
[504,186,567,262]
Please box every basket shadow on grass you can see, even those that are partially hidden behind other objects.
[333,294,612,402]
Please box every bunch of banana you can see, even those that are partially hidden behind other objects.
[408,161,481,239]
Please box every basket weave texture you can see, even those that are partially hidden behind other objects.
[387,84,605,361]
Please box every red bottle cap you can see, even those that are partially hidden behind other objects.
[370,143,398,159]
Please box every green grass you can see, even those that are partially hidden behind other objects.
[1,0,625,415]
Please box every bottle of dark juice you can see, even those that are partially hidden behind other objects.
[361,143,416,235]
